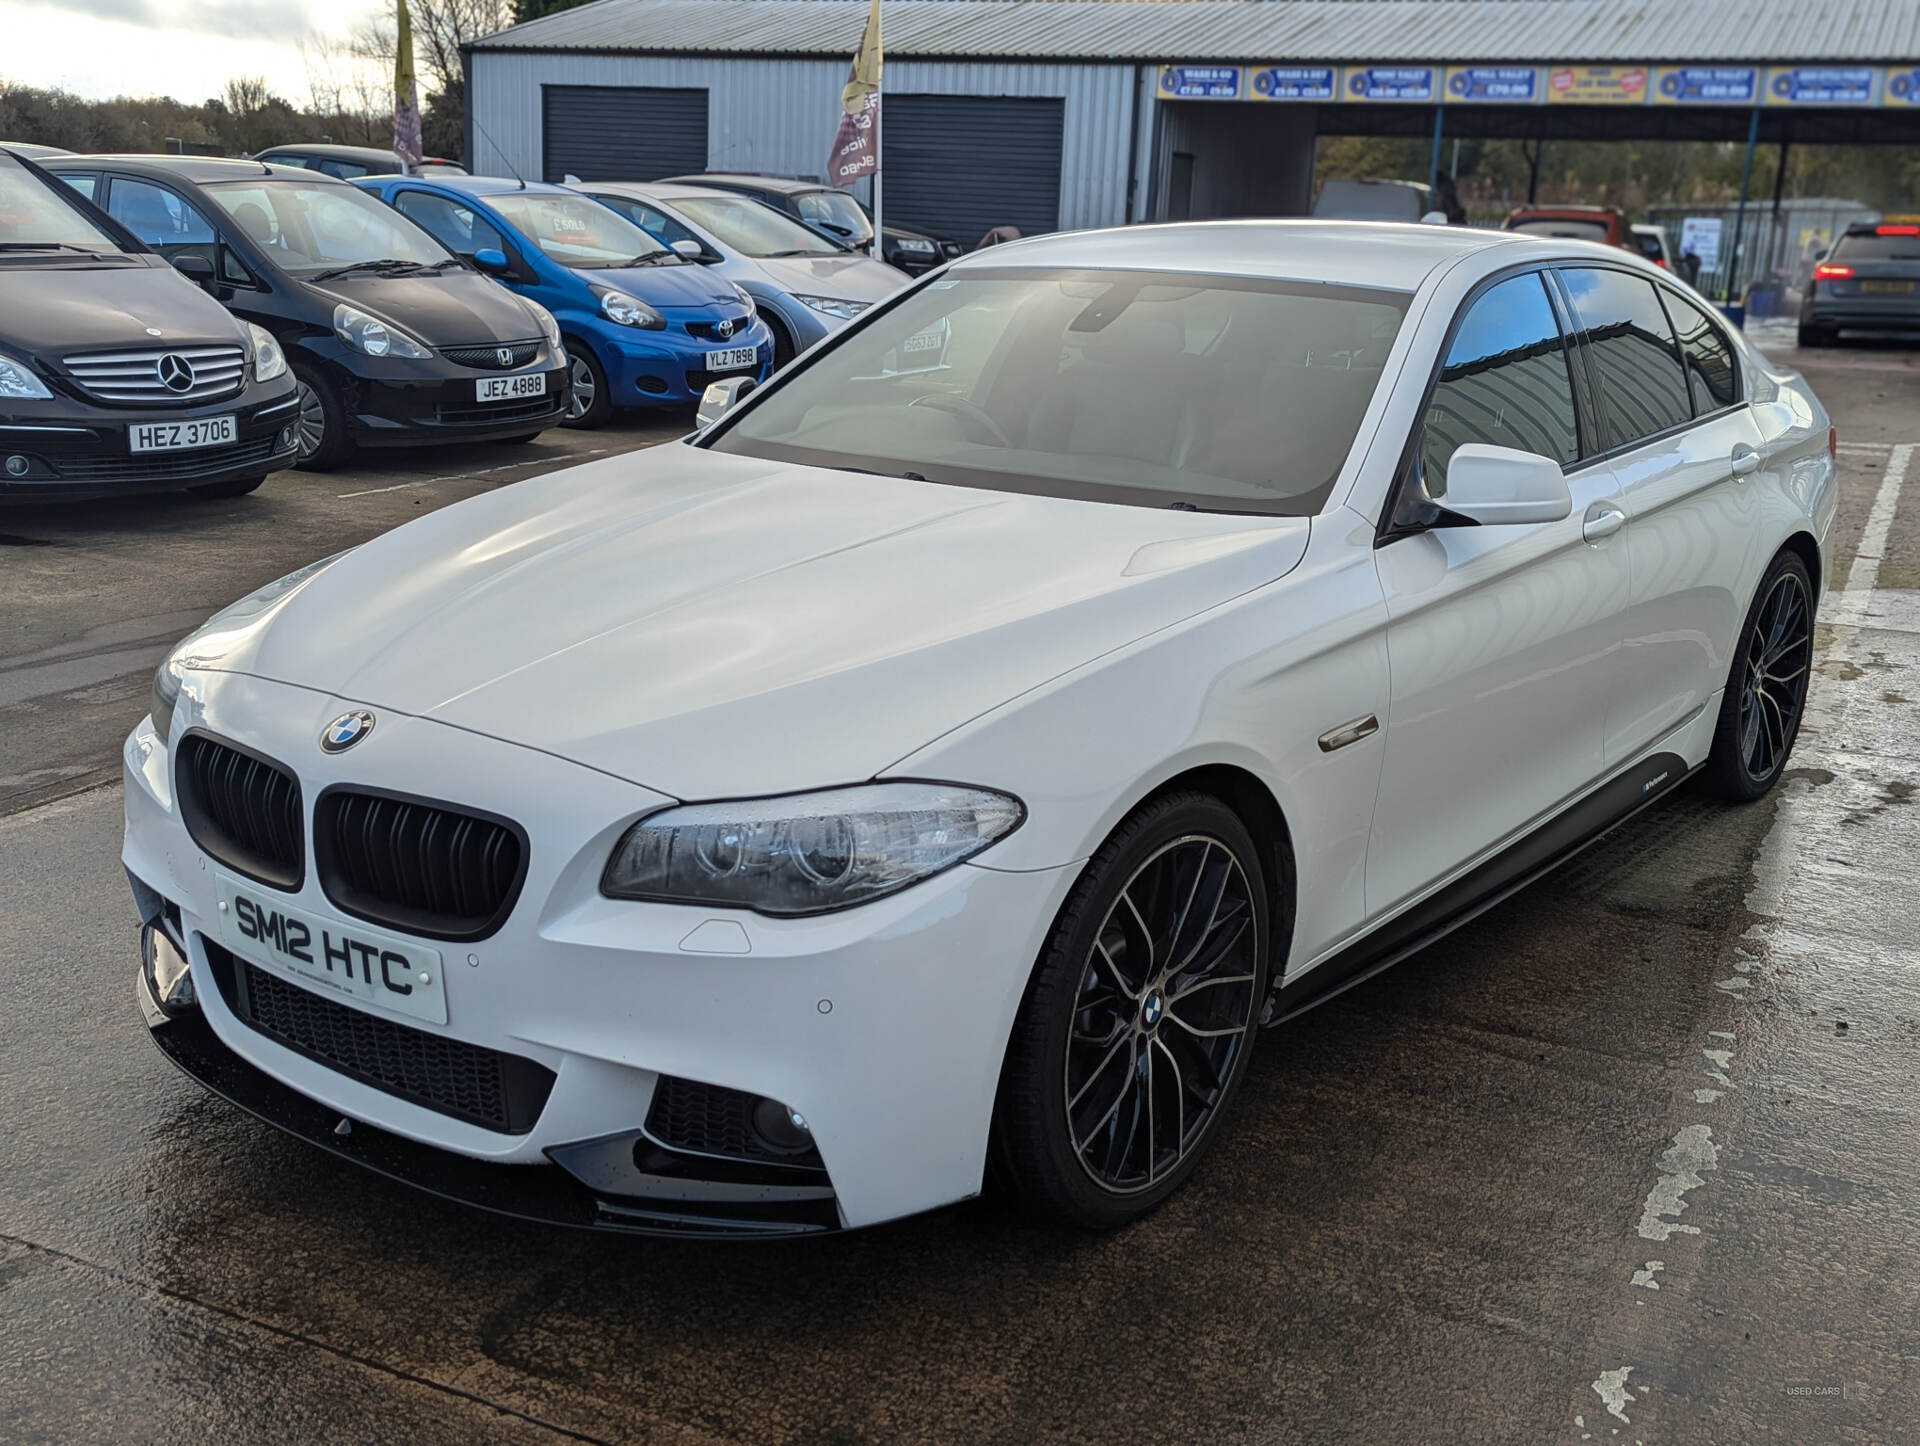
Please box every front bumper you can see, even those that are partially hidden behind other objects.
[298,337,569,447]
[594,314,774,407]
[0,375,300,501]
[123,672,1073,1235]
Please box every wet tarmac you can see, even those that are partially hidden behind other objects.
[3,348,1918,1443]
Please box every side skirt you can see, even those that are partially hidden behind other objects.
[1268,751,1695,1025]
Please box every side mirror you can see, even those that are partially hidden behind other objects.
[1439,444,1573,525]
[1419,210,1451,226]
[171,254,215,285]
[471,247,510,274]
[670,238,706,260]
[696,375,757,429]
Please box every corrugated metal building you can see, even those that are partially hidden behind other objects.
[466,0,1920,245]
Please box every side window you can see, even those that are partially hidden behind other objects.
[316,159,371,180]
[608,198,698,250]
[1559,267,1693,452]
[1419,272,1579,498]
[106,178,219,269]
[54,173,97,200]
[1661,290,1740,415]
[393,190,503,258]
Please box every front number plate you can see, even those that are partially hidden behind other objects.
[215,874,448,1026]
[476,371,546,401]
[705,346,757,372]
[129,415,235,453]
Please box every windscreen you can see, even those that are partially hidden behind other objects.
[708,267,1410,514]
[487,192,668,266]
[1508,218,1610,241]
[206,180,452,272]
[0,156,118,251]
[795,189,873,245]
[675,195,842,258]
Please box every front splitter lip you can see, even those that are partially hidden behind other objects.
[135,951,839,1241]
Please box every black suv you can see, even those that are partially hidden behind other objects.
[52,156,567,468]
[662,174,959,274]
[1799,221,1920,347]
[0,148,299,502]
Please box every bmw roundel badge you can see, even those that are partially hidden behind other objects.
[320,710,376,752]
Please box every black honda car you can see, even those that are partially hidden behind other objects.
[0,148,299,502]
[50,156,568,469]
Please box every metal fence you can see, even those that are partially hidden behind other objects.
[1646,198,1879,313]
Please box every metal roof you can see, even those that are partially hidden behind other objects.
[471,0,1920,64]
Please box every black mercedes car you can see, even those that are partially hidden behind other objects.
[1799,221,1920,347]
[0,148,299,502]
[661,174,960,274]
[50,156,567,469]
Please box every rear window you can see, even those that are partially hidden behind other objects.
[1632,231,1665,261]
[1832,232,1920,262]
[1509,218,1610,241]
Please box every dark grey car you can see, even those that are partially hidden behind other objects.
[1799,223,1920,346]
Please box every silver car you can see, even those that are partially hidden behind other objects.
[578,181,909,367]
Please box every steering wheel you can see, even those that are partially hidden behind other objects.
[909,392,1011,447]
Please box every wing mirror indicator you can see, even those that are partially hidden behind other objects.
[1439,444,1574,526]
[697,375,757,429]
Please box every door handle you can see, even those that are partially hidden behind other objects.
[1583,503,1626,543]
[1730,445,1763,478]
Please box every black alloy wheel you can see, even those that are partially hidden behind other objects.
[1704,550,1815,801]
[992,792,1271,1228]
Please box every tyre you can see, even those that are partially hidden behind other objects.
[185,474,266,500]
[1701,550,1815,802]
[291,364,354,472]
[1796,323,1836,349]
[561,341,612,428]
[765,313,797,370]
[991,791,1272,1229]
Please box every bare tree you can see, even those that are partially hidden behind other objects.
[351,0,512,98]
[301,31,387,146]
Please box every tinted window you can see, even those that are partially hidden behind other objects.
[1560,267,1692,452]
[106,178,216,258]
[711,268,1409,515]
[394,190,505,258]
[316,159,372,180]
[256,154,313,170]
[1631,230,1666,262]
[1662,291,1739,414]
[1831,232,1920,262]
[1419,272,1579,496]
[1508,217,1609,241]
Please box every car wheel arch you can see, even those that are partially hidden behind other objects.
[1779,529,1822,599]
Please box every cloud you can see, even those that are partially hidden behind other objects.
[17,0,318,43]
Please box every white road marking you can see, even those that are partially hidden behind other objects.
[1825,443,1913,629]
[1637,1125,1720,1242]
[1693,1088,1724,1104]
[336,447,615,499]
[1631,1262,1665,1290]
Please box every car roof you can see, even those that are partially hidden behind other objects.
[1,141,72,158]
[47,154,316,184]
[950,219,1541,291]
[584,180,752,205]
[666,173,829,196]
[1509,204,1622,217]
[387,173,571,199]
[258,143,394,163]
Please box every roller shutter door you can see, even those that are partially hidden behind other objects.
[882,95,1063,247]
[541,86,708,182]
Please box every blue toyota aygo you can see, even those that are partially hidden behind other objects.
[356,175,772,426]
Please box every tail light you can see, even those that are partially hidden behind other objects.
[1813,263,1854,281]
[1874,224,1920,237]
[1828,426,1838,463]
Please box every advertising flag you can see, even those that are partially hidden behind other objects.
[393,0,424,171]
[828,0,882,188]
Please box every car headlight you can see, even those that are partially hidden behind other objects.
[149,550,354,744]
[525,300,563,349]
[594,288,665,329]
[0,350,52,400]
[246,323,288,383]
[332,303,431,359]
[601,782,1024,916]
[793,294,872,321]
[893,237,936,255]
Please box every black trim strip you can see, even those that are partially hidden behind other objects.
[1270,751,1694,1023]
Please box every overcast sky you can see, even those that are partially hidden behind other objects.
[2,0,384,104]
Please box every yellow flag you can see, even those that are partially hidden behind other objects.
[828,0,881,187]
[393,0,423,168]
[841,0,882,116]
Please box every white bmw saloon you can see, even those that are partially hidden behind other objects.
[126,221,1836,1237]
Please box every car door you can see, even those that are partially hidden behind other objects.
[1554,266,1768,760]
[1367,268,1635,918]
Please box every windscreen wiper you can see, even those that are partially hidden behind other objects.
[0,241,100,253]
[310,258,436,282]
[618,252,681,267]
